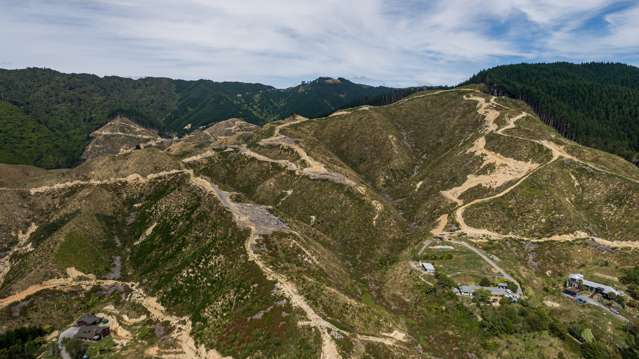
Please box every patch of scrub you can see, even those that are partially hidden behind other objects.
[55,232,111,275]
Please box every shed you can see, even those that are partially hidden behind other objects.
[420,262,436,273]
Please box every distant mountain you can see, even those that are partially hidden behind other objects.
[0,68,427,168]
[465,62,639,165]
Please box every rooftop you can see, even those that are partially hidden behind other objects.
[568,273,623,296]
[456,285,517,298]
[420,262,435,271]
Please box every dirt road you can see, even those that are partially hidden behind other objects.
[191,174,408,358]
[0,267,228,359]
[436,92,638,249]
[450,240,522,297]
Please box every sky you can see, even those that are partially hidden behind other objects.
[1,0,638,88]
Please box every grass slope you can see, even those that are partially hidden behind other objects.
[0,68,413,169]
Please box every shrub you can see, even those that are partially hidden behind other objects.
[0,326,47,359]
[473,289,491,304]
[581,342,612,359]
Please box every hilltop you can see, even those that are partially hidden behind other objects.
[1,86,638,358]
[0,68,430,169]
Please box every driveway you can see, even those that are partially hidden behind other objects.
[57,326,79,359]
[575,295,628,322]
[450,240,523,297]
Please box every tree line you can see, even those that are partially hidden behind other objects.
[465,62,639,165]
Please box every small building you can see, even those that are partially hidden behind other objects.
[566,273,623,299]
[453,285,520,303]
[420,262,436,274]
[456,285,475,297]
[76,314,101,327]
[74,326,110,341]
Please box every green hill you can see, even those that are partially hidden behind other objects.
[1,88,639,358]
[0,68,425,168]
[465,62,639,165]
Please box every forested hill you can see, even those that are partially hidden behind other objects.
[0,68,424,168]
[465,62,639,165]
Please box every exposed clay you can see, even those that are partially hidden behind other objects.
[0,267,229,359]
[440,97,538,206]
[430,215,448,236]
[258,116,358,188]
[134,222,157,246]
[0,223,38,286]
[26,169,188,195]
[189,174,408,358]
[434,93,639,249]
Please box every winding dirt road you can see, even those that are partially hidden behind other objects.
[0,268,229,359]
[436,92,639,249]
[190,173,407,359]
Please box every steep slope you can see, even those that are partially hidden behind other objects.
[0,68,422,169]
[81,116,168,161]
[1,88,639,358]
[466,62,639,164]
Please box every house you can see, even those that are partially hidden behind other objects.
[453,285,520,303]
[456,285,475,297]
[566,273,623,299]
[74,326,110,341]
[76,314,101,327]
[420,262,436,274]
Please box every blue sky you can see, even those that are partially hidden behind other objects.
[1,0,638,87]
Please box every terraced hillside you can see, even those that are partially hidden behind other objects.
[0,68,426,169]
[1,88,639,358]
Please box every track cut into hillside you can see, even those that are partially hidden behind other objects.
[0,169,189,194]
[0,223,37,286]
[1,164,409,358]
[258,115,360,188]
[437,93,639,248]
[440,96,539,206]
[189,173,409,359]
[0,268,229,359]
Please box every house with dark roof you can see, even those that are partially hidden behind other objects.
[76,314,101,326]
[74,326,110,341]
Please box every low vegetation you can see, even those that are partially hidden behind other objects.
[0,326,47,359]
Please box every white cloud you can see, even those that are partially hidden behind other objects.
[0,0,637,87]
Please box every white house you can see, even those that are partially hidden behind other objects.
[567,273,623,298]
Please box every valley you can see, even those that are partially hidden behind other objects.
[1,87,638,358]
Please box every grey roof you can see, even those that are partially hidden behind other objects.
[455,285,519,298]
[567,273,623,296]
[77,314,100,324]
[581,279,622,295]
[420,262,435,271]
[74,326,109,339]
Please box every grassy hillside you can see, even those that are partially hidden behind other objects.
[465,62,639,164]
[2,88,639,358]
[0,68,420,169]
